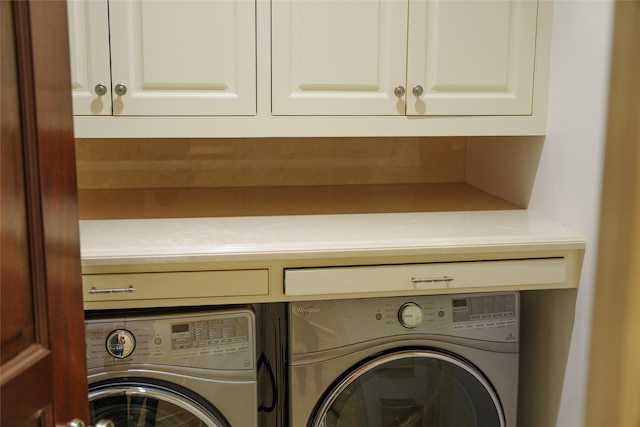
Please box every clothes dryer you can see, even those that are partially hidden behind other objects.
[85,307,257,427]
[289,292,519,427]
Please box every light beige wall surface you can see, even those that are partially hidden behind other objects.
[466,136,545,208]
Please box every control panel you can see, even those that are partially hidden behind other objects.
[389,292,518,333]
[86,309,255,371]
[451,293,517,330]
[290,291,519,354]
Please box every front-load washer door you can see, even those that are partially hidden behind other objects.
[310,349,505,427]
[89,379,230,427]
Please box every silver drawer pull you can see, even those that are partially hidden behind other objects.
[88,285,137,294]
[411,275,454,283]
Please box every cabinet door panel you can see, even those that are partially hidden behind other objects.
[407,0,538,116]
[272,0,408,115]
[67,0,111,115]
[109,0,256,116]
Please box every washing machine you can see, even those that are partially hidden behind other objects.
[85,307,258,427]
[289,291,519,427]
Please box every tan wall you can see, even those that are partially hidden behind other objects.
[75,137,466,190]
[75,137,490,219]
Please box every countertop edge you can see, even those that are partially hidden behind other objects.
[79,210,586,267]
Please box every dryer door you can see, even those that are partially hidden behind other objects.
[310,349,505,427]
[89,379,230,427]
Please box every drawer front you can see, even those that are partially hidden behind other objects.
[285,258,566,296]
[83,269,269,302]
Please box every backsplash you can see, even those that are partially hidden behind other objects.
[75,137,466,189]
[72,136,518,219]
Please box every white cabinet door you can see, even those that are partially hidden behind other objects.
[272,0,538,117]
[407,0,538,116]
[68,0,256,117]
[83,0,256,116]
[67,0,111,115]
[272,0,408,115]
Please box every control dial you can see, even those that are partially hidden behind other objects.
[106,329,135,359]
[398,302,424,328]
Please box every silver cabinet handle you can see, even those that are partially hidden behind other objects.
[88,285,136,294]
[114,84,127,96]
[94,84,107,96]
[394,85,406,97]
[411,275,454,283]
[412,85,424,97]
[68,419,114,427]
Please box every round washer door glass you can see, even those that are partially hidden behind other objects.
[90,382,229,427]
[311,349,504,427]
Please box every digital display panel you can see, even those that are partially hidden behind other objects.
[172,323,189,333]
[453,299,467,308]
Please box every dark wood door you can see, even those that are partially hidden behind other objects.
[1,1,89,426]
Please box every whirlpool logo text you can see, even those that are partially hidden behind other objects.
[295,305,321,315]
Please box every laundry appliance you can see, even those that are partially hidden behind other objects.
[288,291,520,427]
[85,307,257,427]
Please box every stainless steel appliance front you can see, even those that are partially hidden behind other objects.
[85,307,258,427]
[289,292,520,427]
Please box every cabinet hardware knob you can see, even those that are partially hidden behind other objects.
[394,85,406,97]
[114,84,127,96]
[412,85,424,97]
[94,84,107,96]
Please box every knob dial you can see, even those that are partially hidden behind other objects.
[398,302,424,328]
[106,329,135,359]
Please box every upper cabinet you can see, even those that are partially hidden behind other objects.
[272,0,409,116]
[68,0,553,138]
[272,0,538,116]
[67,0,256,116]
[407,0,538,116]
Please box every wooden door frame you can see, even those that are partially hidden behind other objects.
[585,1,640,426]
[1,0,88,425]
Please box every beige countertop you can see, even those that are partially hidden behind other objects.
[79,209,585,308]
[80,209,584,265]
